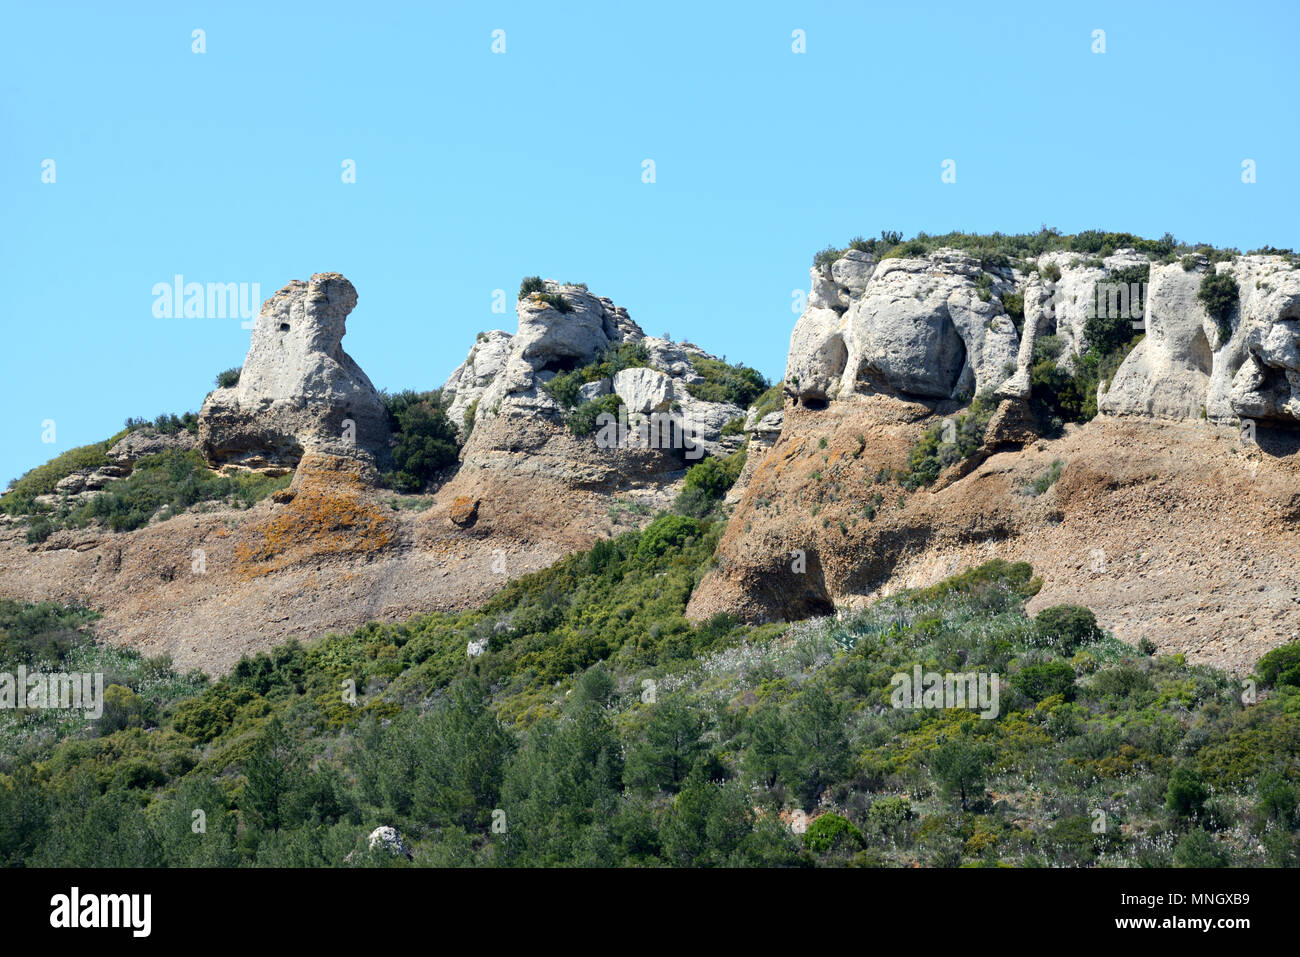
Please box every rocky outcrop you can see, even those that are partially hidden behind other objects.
[786,250,1019,407]
[1099,255,1300,425]
[1097,261,1215,420]
[199,273,391,473]
[443,282,743,475]
[442,329,512,435]
[426,280,755,551]
[726,408,783,504]
[688,245,1300,673]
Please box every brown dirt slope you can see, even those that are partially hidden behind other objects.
[0,451,662,676]
[687,396,1300,673]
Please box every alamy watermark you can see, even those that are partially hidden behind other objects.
[152,275,261,327]
[594,407,705,460]
[890,665,1000,719]
[0,666,104,718]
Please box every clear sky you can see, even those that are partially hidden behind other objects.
[2,0,1297,485]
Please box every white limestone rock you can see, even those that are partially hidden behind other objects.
[443,329,513,434]
[198,273,391,471]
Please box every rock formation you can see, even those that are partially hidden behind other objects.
[687,246,1300,672]
[442,329,513,435]
[198,273,391,472]
[1100,255,1300,424]
[429,281,748,547]
[787,249,1020,406]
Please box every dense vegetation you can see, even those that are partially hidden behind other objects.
[121,412,199,436]
[672,446,747,520]
[544,343,650,410]
[3,525,1296,867]
[684,355,769,408]
[381,390,461,492]
[27,450,289,540]
[1,436,125,511]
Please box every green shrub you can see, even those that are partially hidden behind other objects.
[684,356,769,408]
[1256,642,1300,689]
[637,515,701,559]
[546,342,650,411]
[901,394,995,489]
[1197,270,1239,340]
[1002,291,1024,334]
[1086,264,1148,356]
[566,394,623,437]
[751,382,784,418]
[1166,763,1209,821]
[1033,605,1103,654]
[1041,262,1062,283]
[1016,458,1065,496]
[383,390,460,492]
[1011,661,1076,702]
[537,292,573,314]
[518,276,545,300]
[215,367,242,389]
[803,812,865,853]
[813,245,844,270]
[866,796,913,836]
[673,448,747,519]
[1173,827,1228,867]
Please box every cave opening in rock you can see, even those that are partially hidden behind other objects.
[538,355,581,375]
[279,322,290,332]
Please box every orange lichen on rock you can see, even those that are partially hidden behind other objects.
[235,452,396,578]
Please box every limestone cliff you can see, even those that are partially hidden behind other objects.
[688,246,1300,672]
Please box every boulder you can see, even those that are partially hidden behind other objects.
[613,367,675,414]
[367,826,412,860]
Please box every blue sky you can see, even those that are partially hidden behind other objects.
[2,0,1297,485]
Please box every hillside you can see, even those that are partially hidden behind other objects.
[3,529,1298,868]
[1,230,1297,678]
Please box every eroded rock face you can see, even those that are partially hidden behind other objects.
[199,273,391,472]
[441,281,747,481]
[787,251,1019,406]
[1097,255,1300,426]
[694,244,1300,674]
[1098,261,1216,420]
[442,329,513,435]
[1218,260,1300,424]
[431,280,752,546]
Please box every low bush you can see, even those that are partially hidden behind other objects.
[1256,642,1300,689]
[901,394,996,489]
[684,356,769,408]
[1033,605,1103,655]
